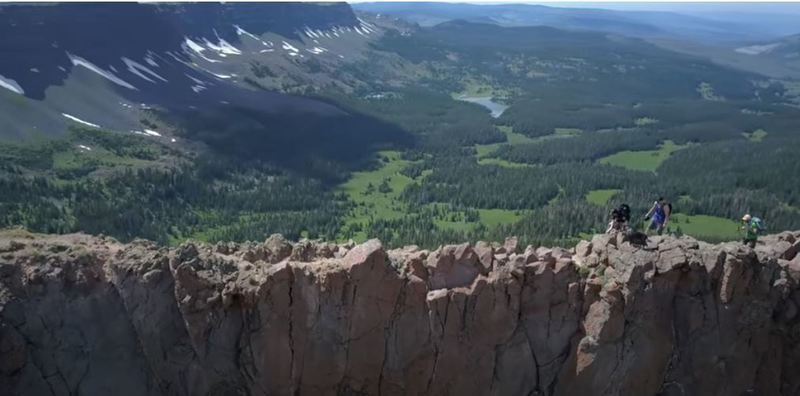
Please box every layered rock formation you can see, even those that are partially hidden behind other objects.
[2,230,800,396]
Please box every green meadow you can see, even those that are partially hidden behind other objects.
[599,140,688,172]
[586,189,621,205]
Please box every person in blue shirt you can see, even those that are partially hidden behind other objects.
[644,197,671,235]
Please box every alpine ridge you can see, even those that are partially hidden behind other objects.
[2,230,800,395]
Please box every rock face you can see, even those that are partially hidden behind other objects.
[2,230,800,396]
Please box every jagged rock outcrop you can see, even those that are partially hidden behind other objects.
[2,230,800,395]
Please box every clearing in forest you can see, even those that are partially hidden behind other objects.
[666,213,741,241]
[598,140,688,172]
[338,151,417,240]
[743,129,768,142]
[338,150,525,241]
[474,125,581,168]
[586,189,621,205]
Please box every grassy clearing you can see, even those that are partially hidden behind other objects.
[634,117,658,127]
[479,208,525,228]
[586,189,621,205]
[473,125,538,168]
[697,82,725,101]
[667,213,741,241]
[451,77,512,99]
[743,128,768,142]
[477,157,534,168]
[598,140,688,172]
[52,146,154,172]
[475,126,536,157]
[338,152,527,240]
[339,150,418,240]
[432,206,525,232]
[554,128,583,136]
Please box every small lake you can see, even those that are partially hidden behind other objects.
[457,96,509,118]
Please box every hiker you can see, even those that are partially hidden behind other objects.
[740,214,765,248]
[606,203,631,234]
[644,197,671,235]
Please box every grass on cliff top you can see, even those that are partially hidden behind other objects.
[598,140,688,172]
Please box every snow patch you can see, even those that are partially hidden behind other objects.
[307,47,328,55]
[62,113,100,128]
[68,53,137,90]
[30,68,39,73]
[191,85,206,93]
[183,38,221,63]
[282,41,299,53]
[259,49,275,53]
[185,74,206,85]
[735,43,781,55]
[0,74,24,95]
[122,57,167,83]
[234,25,271,47]
[77,145,92,151]
[170,138,177,143]
[185,38,206,53]
[204,34,242,55]
[144,129,161,137]
[144,55,159,67]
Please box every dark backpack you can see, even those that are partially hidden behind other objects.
[618,204,631,222]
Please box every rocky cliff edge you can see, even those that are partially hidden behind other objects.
[2,230,800,396]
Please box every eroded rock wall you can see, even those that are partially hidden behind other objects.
[2,231,800,396]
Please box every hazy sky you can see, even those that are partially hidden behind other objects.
[351,1,800,16]
[532,2,800,14]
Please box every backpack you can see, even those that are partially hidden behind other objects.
[751,217,765,232]
[618,204,631,222]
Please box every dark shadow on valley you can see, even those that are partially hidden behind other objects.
[167,103,415,184]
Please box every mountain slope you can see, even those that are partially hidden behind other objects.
[0,2,385,142]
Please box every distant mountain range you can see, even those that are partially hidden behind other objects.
[354,2,799,43]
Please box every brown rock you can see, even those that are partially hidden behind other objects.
[264,233,292,262]
[425,243,481,290]
[0,232,799,396]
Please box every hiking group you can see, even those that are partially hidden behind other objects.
[605,197,765,247]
